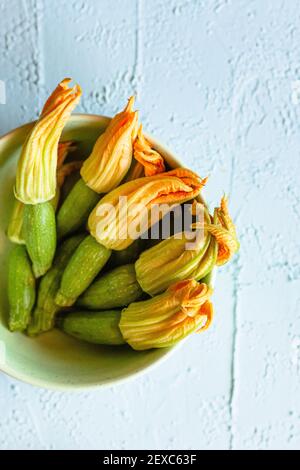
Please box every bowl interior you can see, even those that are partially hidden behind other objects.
[0,115,180,390]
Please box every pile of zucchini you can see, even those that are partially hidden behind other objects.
[6,79,239,351]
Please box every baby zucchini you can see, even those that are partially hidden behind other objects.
[58,310,125,345]
[56,178,100,240]
[77,264,143,309]
[27,234,85,336]
[55,235,111,307]
[8,245,36,332]
[23,202,57,278]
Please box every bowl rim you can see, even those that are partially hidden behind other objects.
[0,113,214,391]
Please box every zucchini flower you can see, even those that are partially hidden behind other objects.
[88,168,207,251]
[119,279,213,350]
[133,125,165,176]
[204,196,239,265]
[80,96,138,193]
[15,79,81,204]
[135,227,211,296]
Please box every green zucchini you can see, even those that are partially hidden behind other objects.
[58,309,125,345]
[23,202,57,278]
[60,170,81,204]
[55,235,111,307]
[77,264,143,309]
[8,245,36,331]
[56,178,100,239]
[27,234,86,336]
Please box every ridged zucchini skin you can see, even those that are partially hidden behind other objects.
[27,234,85,336]
[8,245,36,332]
[77,264,143,309]
[23,202,57,278]
[58,310,125,345]
[56,178,100,240]
[55,235,111,307]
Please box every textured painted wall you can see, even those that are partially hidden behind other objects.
[0,0,300,450]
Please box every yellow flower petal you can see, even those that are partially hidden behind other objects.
[15,79,81,204]
[80,96,138,193]
[135,230,211,295]
[88,168,207,250]
[133,125,165,176]
[205,196,239,265]
[120,279,213,350]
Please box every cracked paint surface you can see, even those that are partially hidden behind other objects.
[0,0,300,450]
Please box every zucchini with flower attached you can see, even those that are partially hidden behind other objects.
[14,79,81,277]
[59,279,213,350]
[7,141,78,245]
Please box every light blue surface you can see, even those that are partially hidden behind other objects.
[0,0,299,450]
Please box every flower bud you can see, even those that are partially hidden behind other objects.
[205,196,239,265]
[133,125,165,176]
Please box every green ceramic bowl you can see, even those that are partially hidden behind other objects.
[0,114,193,390]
